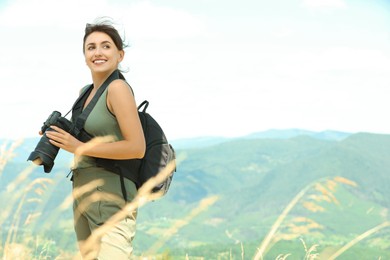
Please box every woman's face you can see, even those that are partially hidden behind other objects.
[84,31,124,74]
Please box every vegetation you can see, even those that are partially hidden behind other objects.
[0,130,389,259]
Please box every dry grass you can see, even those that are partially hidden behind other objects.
[225,230,245,260]
[73,160,178,260]
[327,221,390,260]
[253,176,362,260]
[1,139,389,259]
[300,238,319,260]
[0,139,23,176]
[1,138,193,259]
[144,195,219,256]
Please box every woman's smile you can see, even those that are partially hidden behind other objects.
[93,59,107,64]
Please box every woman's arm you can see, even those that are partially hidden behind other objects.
[47,79,146,159]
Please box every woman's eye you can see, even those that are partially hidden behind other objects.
[103,45,110,49]
[87,46,95,51]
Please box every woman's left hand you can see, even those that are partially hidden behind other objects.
[46,125,84,154]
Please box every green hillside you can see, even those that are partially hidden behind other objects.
[1,131,389,259]
[134,132,390,258]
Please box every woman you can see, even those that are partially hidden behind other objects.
[45,18,145,259]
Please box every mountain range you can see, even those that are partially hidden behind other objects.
[1,129,389,258]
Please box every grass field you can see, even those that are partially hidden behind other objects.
[1,139,389,259]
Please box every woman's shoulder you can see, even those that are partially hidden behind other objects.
[108,79,134,96]
[109,78,131,88]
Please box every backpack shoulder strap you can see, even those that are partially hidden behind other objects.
[73,70,120,132]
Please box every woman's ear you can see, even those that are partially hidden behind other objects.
[118,50,125,62]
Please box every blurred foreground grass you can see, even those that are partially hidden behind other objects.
[1,139,389,259]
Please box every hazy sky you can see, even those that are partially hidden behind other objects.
[0,0,389,140]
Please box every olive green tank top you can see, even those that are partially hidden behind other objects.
[73,86,124,169]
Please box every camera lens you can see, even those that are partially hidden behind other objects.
[27,129,60,173]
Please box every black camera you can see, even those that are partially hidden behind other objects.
[27,111,74,173]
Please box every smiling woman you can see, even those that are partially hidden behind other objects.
[42,17,146,259]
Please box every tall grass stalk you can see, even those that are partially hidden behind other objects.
[31,174,73,235]
[0,164,36,228]
[300,238,318,260]
[327,221,390,260]
[145,195,219,255]
[253,181,313,260]
[77,160,177,260]
[225,230,245,259]
[275,253,291,260]
[0,139,23,177]
[253,176,357,260]
[3,177,53,258]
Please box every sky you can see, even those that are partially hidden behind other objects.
[0,0,389,141]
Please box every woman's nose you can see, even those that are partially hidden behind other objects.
[94,47,102,56]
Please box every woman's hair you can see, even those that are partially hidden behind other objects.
[83,17,128,53]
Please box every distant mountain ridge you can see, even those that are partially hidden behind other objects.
[171,129,352,149]
[2,128,352,153]
[244,128,351,140]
